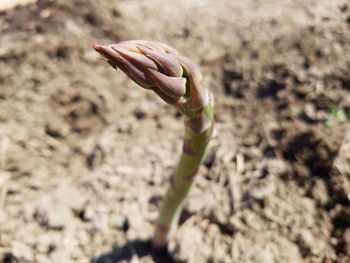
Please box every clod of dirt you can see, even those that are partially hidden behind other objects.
[0,0,37,12]
[250,249,274,263]
[249,175,276,200]
[11,241,33,262]
[33,181,86,229]
[310,179,329,206]
[344,228,350,254]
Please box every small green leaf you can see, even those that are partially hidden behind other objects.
[285,16,295,24]
[325,119,334,128]
[336,109,348,122]
[79,47,86,54]
[326,199,336,210]
[329,104,339,116]
[325,105,348,127]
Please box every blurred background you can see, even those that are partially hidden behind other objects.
[0,0,349,262]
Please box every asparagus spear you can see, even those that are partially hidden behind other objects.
[93,40,215,249]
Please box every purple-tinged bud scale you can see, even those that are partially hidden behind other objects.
[147,69,186,99]
[93,40,211,110]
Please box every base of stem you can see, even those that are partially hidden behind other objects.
[152,238,168,250]
[153,222,173,250]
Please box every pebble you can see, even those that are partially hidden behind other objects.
[178,226,203,259]
[34,181,86,228]
[251,249,274,263]
[297,229,315,253]
[265,159,288,176]
[11,241,33,261]
[344,228,350,254]
[311,179,329,205]
[250,176,276,200]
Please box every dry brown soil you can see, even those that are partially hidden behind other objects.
[0,0,350,262]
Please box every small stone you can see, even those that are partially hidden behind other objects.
[50,248,70,263]
[178,226,203,259]
[243,146,262,159]
[187,188,216,213]
[34,181,86,228]
[250,176,276,200]
[11,242,33,261]
[311,179,329,205]
[298,229,314,251]
[265,159,288,176]
[116,165,135,175]
[35,254,49,263]
[0,0,38,12]
[344,228,350,254]
[81,206,94,222]
[251,249,274,263]
[277,236,302,262]
[45,118,70,138]
[35,234,54,253]
[304,103,317,121]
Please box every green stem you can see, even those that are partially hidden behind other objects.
[153,104,214,248]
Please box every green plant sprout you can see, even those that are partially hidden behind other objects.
[93,40,215,249]
[325,104,348,127]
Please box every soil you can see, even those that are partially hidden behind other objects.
[0,0,350,262]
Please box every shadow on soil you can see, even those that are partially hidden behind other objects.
[92,239,185,263]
